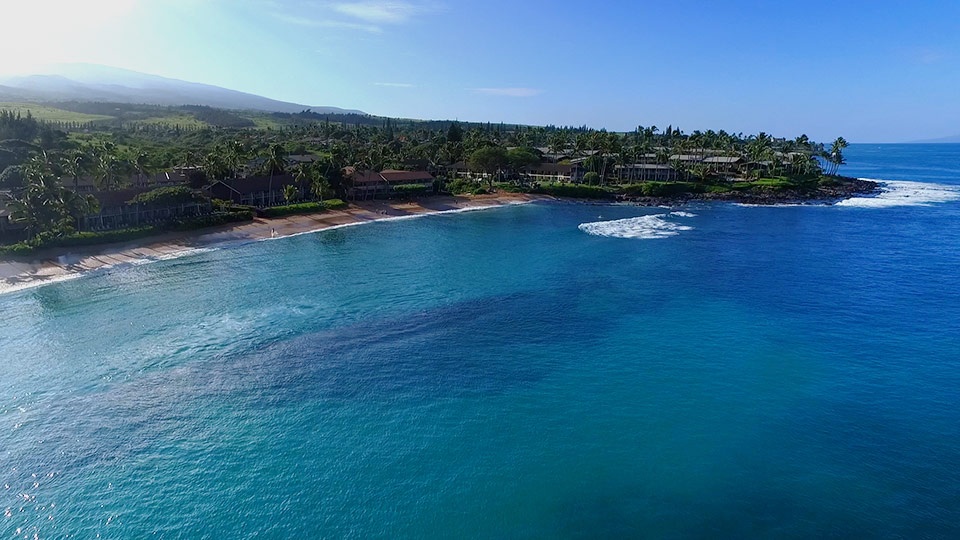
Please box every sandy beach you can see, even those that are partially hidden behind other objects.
[0,193,551,295]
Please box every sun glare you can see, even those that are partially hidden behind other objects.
[0,0,137,74]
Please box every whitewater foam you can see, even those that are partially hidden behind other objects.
[836,180,960,208]
[579,214,693,239]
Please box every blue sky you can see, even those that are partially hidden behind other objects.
[3,0,959,142]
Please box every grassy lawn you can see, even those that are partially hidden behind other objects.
[250,116,285,130]
[0,102,115,123]
[138,114,209,129]
[732,177,797,190]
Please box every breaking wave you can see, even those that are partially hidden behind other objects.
[579,214,693,239]
[836,180,960,208]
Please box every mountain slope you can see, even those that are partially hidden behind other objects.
[910,134,960,144]
[0,64,364,115]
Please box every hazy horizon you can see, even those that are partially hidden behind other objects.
[3,1,959,143]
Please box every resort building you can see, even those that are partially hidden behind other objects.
[614,164,680,182]
[0,190,25,242]
[347,169,435,200]
[65,170,191,194]
[83,188,212,231]
[206,175,303,207]
[701,156,745,175]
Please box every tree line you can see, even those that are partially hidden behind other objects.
[1,106,850,243]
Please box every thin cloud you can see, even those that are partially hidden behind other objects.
[375,82,415,88]
[271,12,382,33]
[474,87,543,98]
[917,50,946,65]
[332,1,418,24]
[269,1,440,34]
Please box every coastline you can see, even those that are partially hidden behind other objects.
[615,177,881,206]
[0,176,893,296]
[0,193,552,296]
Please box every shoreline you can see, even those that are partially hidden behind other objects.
[0,177,898,296]
[614,177,881,207]
[0,193,552,296]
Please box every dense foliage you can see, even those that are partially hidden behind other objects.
[260,199,346,218]
[1,99,853,248]
[129,186,207,206]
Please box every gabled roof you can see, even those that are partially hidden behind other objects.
[352,170,435,185]
[208,175,299,196]
[379,170,434,183]
[616,164,677,170]
[287,154,320,164]
[522,163,572,174]
[702,156,743,164]
[92,187,153,208]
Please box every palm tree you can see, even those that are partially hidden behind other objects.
[133,149,150,186]
[11,154,91,239]
[311,174,329,203]
[264,143,287,206]
[827,137,848,176]
[62,150,90,191]
[548,131,569,156]
[283,184,298,205]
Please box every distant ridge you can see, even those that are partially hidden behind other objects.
[0,63,365,116]
[909,134,960,144]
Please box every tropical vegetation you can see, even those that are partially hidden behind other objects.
[1,101,856,250]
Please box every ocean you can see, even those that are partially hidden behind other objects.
[2,144,959,538]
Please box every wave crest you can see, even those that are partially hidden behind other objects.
[579,214,693,239]
[837,180,960,208]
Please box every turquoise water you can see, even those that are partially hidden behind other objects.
[3,144,960,538]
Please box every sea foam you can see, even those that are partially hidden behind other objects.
[836,180,960,208]
[579,214,693,239]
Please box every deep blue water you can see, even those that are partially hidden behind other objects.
[2,144,959,538]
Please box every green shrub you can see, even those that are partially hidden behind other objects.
[705,184,734,193]
[493,182,530,193]
[0,242,36,256]
[173,211,254,230]
[261,202,324,218]
[445,178,480,195]
[392,184,430,196]
[0,212,257,256]
[531,183,613,199]
[619,182,704,197]
[129,186,206,206]
[260,199,347,218]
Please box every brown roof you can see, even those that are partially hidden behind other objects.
[702,156,743,164]
[617,164,677,170]
[92,187,153,208]
[379,170,434,183]
[287,154,320,164]
[207,175,299,197]
[522,163,572,174]
[352,170,434,185]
